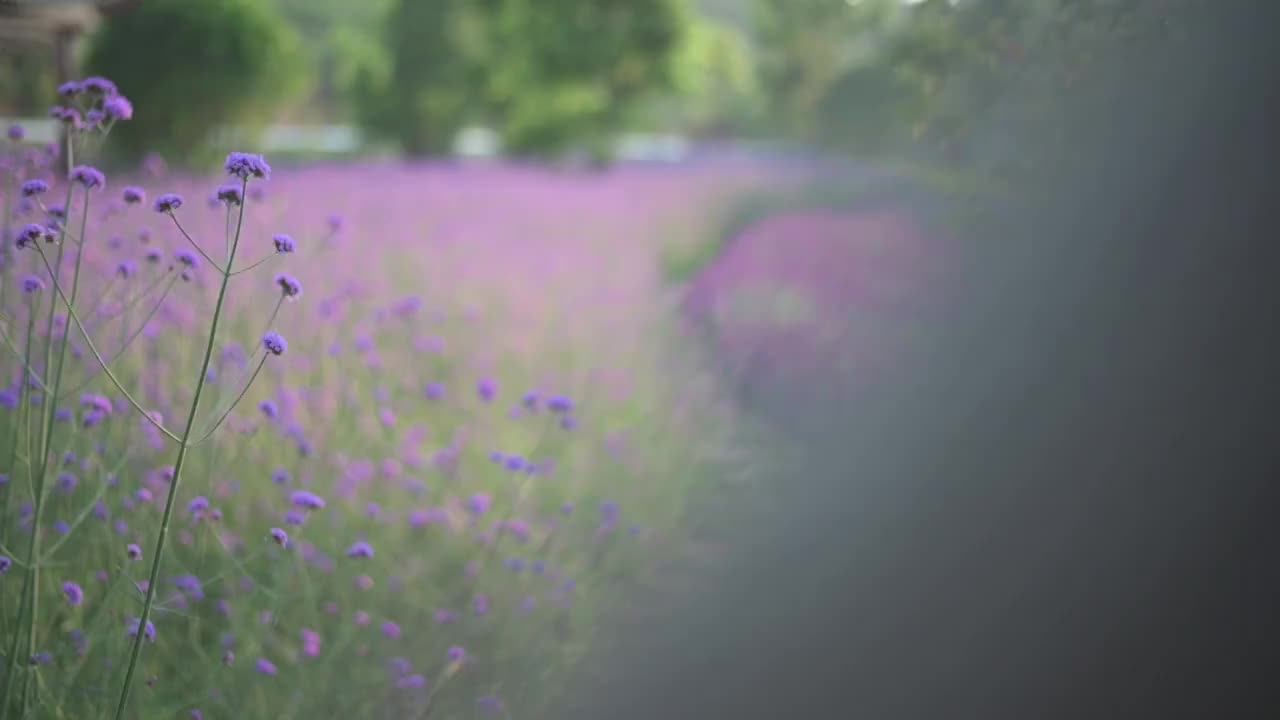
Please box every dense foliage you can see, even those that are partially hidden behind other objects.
[84,0,304,165]
[751,0,1177,171]
[354,0,688,158]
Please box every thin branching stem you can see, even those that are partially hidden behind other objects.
[33,249,182,444]
[237,297,285,370]
[229,253,276,276]
[59,272,179,401]
[167,212,225,275]
[112,178,250,720]
[80,275,117,323]
[0,307,37,712]
[4,171,84,718]
[0,167,15,304]
[85,265,173,337]
[190,355,266,447]
[0,306,36,517]
[0,324,51,395]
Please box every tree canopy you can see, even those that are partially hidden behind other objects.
[86,0,304,165]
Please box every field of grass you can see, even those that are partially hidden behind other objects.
[0,86,765,719]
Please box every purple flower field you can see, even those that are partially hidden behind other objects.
[0,77,943,719]
[0,79,796,720]
[685,207,953,394]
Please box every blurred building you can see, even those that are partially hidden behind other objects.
[0,0,138,113]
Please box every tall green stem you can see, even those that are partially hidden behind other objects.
[111,179,249,720]
[18,188,90,717]
[0,163,16,307]
[0,307,38,716]
[0,145,75,719]
[0,307,35,525]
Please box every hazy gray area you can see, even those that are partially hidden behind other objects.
[557,3,1280,718]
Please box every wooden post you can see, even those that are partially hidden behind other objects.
[52,23,76,174]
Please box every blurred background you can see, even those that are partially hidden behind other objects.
[2,0,1113,173]
[4,0,1279,718]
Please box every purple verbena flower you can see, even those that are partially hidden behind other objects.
[397,674,427,690]
[259,399,278,419]
[466,493,492,516]
[547,395,574,413]
[20,179,48,197]
[69,165,105,190]
[215,184,243,205]
[262,331,287,356]
[62,581,84,606]
[15,223,48,249]
[274,273,302,299]
[120,186,145,205]
[346,541,374,559]
[6,124,23,141]
[269,527,288,546]
[255,658,278,676]
[127,617,157,642]
[447,646,466,663]
[126,543,142,560]
[301,628,321,657]
[224,152,271,181]
[154,193,183,213]
[290,491,325,511]
[272,234,296,253]
[82,76,118,96]
[80,393,112,415]
[21,275,44,294]
[174,249,199,269]
[103,96,133,120]
[174,574,204,601]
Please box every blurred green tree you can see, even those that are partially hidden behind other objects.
[474,0,688,158]
[364,0,689,159]
[271,0,393,122]
[751,0,1171,171]
[86,0,304,166]
[753,0,966,153]
[665,14,763,138]
[355,0,475,156]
